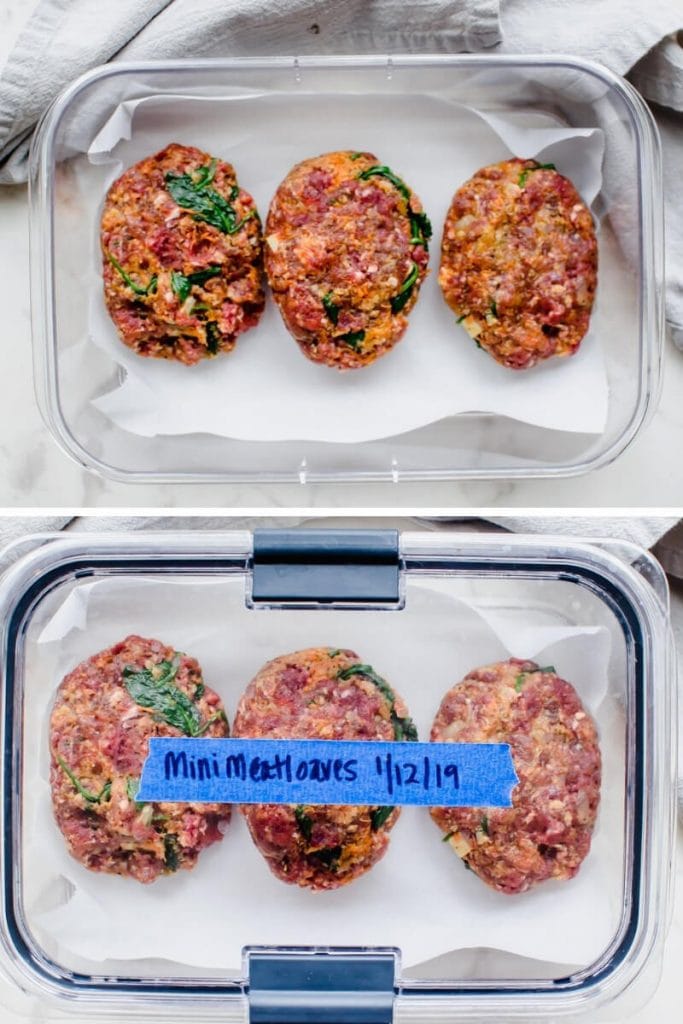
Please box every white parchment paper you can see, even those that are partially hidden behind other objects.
[21,574,624,977]
[84,91,608,442]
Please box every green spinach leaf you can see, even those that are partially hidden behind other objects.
[205,321,221,355]
[322,291,340,325]
[106,251,157,297]
[311,845,342,870]
[390,262,419,314]
[295,806,314,842]
[163,833,180,871]
[191,159,218,188]
[125,776,141,805]
[57,756,111,804]
[371,806,394,831]
[339,329,365,351]
[515,663,556,693]
[170,264,223,304]
[196,709,226,735]
[518,162,557,187]
[358,165,430,255]
[165,164,254,235]
[337,663,418,741]
[122,658,204,736]
[357,164,411,200]
[409,209,432,247]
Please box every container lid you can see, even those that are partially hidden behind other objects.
[0,530,675,1021]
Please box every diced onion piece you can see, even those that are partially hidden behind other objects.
[448,832,473,858]
[463,316,483,338]
[139,804,154,826]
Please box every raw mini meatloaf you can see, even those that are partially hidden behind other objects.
[430,658,601,894]
[232,647,417,890]
[49,635,231,883]
[265,151,430,369]
[439,158,598,369]
[100,143,264,364]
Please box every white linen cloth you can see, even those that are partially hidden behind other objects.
[0,0,500,179]
[498,0,683,347]
[0,0,681,341]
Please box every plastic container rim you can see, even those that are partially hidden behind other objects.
[29,53,664,485]
[0,530,675,1021]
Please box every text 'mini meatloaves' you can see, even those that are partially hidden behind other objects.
[430,658,601,894]
[439,158,598,369]
[265,151,430,369]
[232,647,417,889]
[101,143,264,365]
[49,635,231,883]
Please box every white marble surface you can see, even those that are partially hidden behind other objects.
[2,0,683,508]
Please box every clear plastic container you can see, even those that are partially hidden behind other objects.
[29,55,664,484]
[0,528,676,1022]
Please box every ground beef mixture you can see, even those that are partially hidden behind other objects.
[430,658,601,894]
[232,647,417,889]
[100,143,264,364]
[265,151,430,369]
[49,635,231,883]
[439,158,597,369]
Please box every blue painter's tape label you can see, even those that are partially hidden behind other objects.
[136,739,518,807]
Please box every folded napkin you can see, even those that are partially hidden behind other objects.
[500,0,681,89]
[631,30,683,343]
[631,30,683,112]
[498,1,683,349]
[0,0,500,180]
[488,514,680,550]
